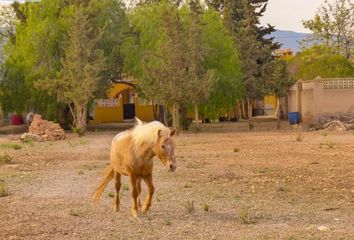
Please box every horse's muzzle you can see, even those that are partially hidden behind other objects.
[169,163,177,172]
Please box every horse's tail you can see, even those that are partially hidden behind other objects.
[93,165,114,204]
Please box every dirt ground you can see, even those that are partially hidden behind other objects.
[0,121,353,240]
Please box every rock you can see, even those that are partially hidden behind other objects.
[317,226,329,231]
[20,133,44,142]
[27,114,66,141]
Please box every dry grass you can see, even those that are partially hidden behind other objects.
[0,153,12,164]
[0,143,22,150]
[0,180,9,197]
[0,121,353,239]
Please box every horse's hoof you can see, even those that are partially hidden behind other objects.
[142,207,149,215]
[114,205,120,212]
[131,209,138,218]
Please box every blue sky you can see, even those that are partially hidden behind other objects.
[1,0,334,33]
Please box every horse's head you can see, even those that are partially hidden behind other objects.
[153,128,177,172]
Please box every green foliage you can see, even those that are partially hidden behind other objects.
[268,59,294,97]
[199,9,243,119]
[0,0,65,119]
[36,4,106,133]
[0,0,127,122]
[0,153,12,164]
[302,0,353,59]
[124,2,242,123]
[288,45,354,80]
[211,0,279,102]
[0,143,22,150]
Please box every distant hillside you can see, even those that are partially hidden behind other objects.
[270,30,311,53]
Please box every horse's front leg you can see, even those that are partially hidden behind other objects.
[136,177,142,209]
[142,174,155,214]
[129,175,139,218]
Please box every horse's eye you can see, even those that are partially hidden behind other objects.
[161,145,165,149]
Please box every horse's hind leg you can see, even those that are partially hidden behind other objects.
[114,172,121,212]
[136,178,142,209]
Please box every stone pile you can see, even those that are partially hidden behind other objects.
[27,114,66,141]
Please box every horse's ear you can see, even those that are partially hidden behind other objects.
[135,117,143,126]
[170,128,176,137]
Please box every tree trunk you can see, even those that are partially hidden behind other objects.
[247,98,253,130]
[276,96,281,130]
[235,101,240,121]
[284,95,289,120]
[194,104,199,124]
[72,103,87,136]
[152,102,158,120]
[241,99,246,119]
[172,102,180,135]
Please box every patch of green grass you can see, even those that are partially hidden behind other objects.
[320,131,328,136]
[108,192,115,198]
[0,143,22,150]
[184,200,195,214]
[233,148,240,153]
[79,163,100,171]
[67,138,88,147]
[277,185,290,192]
[122,184,129,192]
[163,219,172,225]
[0,154,13,164]
[69,209,81,217]
[239,209,257,224]
[202,203,209,212]
[286,236,297,240]
[320,142,337,149]
[0,181,9,197]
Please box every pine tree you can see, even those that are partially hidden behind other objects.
[186,0,214,125]
[209,0,279,126]
[36,4,105,134]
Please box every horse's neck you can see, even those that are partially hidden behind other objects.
[134,143,155,161]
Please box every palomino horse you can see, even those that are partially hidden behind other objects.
[93,118,177,217]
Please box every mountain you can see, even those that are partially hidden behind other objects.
[270,30,311,53]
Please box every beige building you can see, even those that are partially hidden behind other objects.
[288,77,354,123]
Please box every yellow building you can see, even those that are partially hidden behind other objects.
[90,79,154,124]
[255,49,293,117]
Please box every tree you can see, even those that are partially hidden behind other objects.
[124,1,221,132]
[267,59,293,129]
[209,0,279,127]
[87,0,129,93]
[182,0,214,125]
[288,45,354,80]
[36,4,106,134]
[0,0,127,126]
[0,1,63,119]
[199,8,243,120]
[141,3,191,133]
[302,0,354,59]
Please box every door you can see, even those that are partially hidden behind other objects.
[123,104,135,119]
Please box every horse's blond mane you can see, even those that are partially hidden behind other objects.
[131,120,170,147]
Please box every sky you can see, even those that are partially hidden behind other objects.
[260,0,336,33]
[1,0,335,33]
